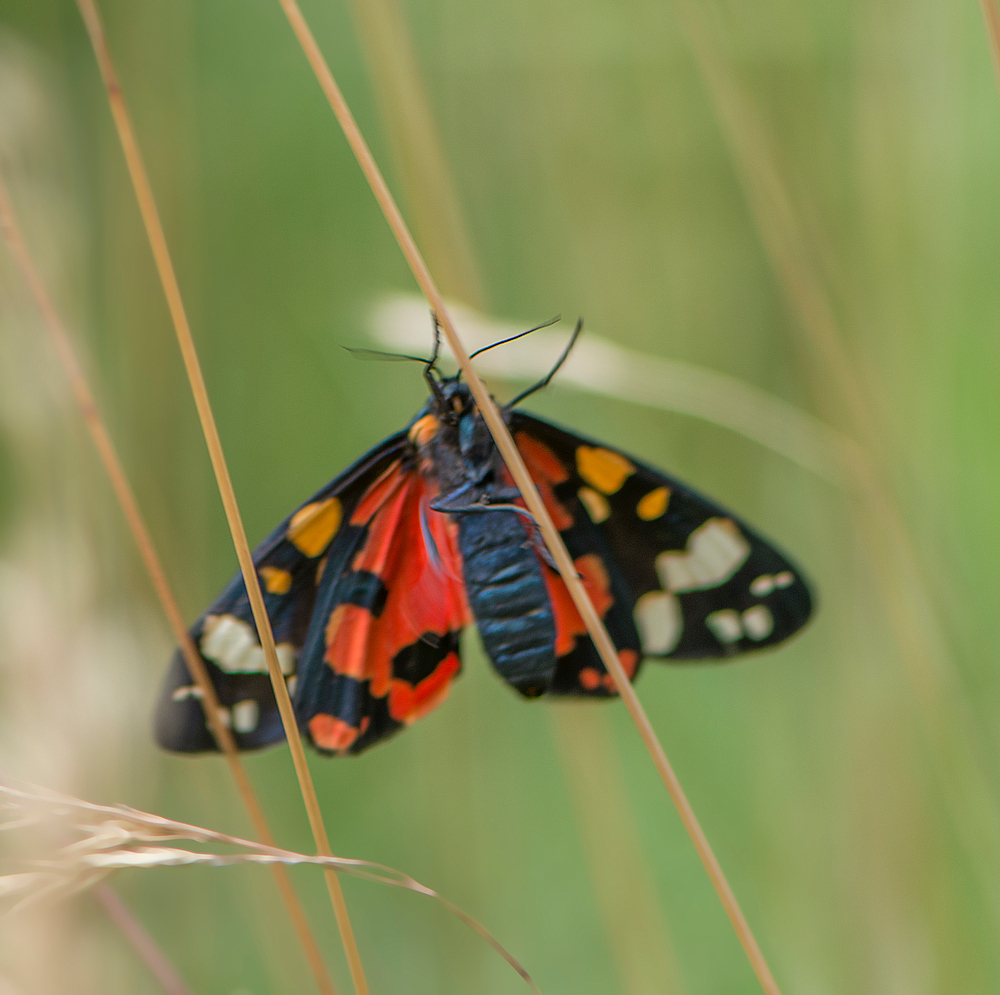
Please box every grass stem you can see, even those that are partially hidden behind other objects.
[276,2,783,990]
[70,0,367,990]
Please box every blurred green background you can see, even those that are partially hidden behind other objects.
[2,0,1000,992]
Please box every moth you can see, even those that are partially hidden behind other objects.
[155,322,812,756]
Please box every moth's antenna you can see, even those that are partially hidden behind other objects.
[505,318,583,409]
[468,316,561,360]
[424,312,449,411]
[342,346,431,364]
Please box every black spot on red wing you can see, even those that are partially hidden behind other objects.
[335,569,388,616]
[392,631,461,685]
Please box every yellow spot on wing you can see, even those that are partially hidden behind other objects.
[287,496,342,557]
[408,414,440,447]
[576,446,635,494]
[636,486,670,521]
[260,566,292,594]
[578,486,610,523]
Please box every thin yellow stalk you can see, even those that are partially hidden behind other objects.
[979,0,1000,97]
[0,172,335,995]
[70,1,366,991]
[275,3,783,991]
[349,5,688,985]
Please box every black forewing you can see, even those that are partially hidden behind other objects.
[510,412,813,686]
[154,433,407,752]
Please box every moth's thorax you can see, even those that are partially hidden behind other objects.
[406,380,506,492]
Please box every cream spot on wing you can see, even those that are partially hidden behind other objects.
[201,615,296,675]
[286,675,298,697]
[171,685,204,702]
[260,566,293,594]
[634,591,683,655]
[656,519,750,593]
[232,699,260,734]
[773,571,794,589]
[637,486,670,521]
[578,486,611,523]
[287,497,342,557]
[216,706,232,729]
[749,575,774,597]
[742,605,774,640]
[706,609,742,644]
[576,446,635,494]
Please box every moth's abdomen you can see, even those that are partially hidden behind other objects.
[458,511,556,696]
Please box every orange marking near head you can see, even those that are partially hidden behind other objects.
[388,652,461,724]
[542,553,614,656]
[408,414,440,447]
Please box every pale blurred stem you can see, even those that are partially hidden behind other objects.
[0,169,336,995]
[672,0,1000,904]
[95,886,194,995]
[276,2,783,992]
[72,0,365,992]
[346,0,485,309]
[979,0,1000,97]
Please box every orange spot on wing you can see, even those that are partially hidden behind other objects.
[511,433,574,530]
[309,714,361,753]
[600,650,639,692]
[542,554,614,656]
[350,461,406,525]
[618,649,638,679]
[516,432,570,483]
[260,566,292,594]
[287,497,342,557]
[579,667,602,691]
[388,652,461,724]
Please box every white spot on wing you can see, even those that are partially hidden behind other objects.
[634,591,682,655]
[742,605,774,640]
[656,519,751,593]
[749,572,795,598]
[201,614,297,675]
[706,609,742,644]
[232,699,260,733]
[171,685,204,702]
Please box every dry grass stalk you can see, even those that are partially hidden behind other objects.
[70,0,363,989]
[0,783,539,994]
[0,169,335,995]
[274,2,784,991]
[979,0,1000,96]
[672,0,1000,919]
